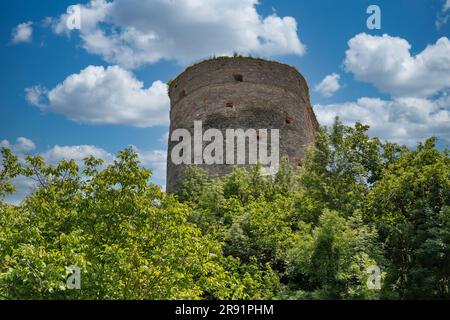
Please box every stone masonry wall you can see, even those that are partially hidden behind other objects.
[167,57,319,193]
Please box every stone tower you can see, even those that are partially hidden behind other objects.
[166,57,319,193]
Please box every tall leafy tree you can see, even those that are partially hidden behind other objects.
[0,148,274,299]
[367,138,450,298]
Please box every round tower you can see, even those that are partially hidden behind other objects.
[166,57,319,193]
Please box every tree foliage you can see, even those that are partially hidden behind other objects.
[0,118,448,299]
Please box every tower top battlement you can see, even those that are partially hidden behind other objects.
[169,57,313,112]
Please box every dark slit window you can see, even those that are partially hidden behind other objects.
[233,74,243,82]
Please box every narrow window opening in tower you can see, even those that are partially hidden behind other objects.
[226,102,234,108]
[179,89,187,99]
[233,74,243,82]
[285,117,293,124]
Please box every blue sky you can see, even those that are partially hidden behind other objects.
[1,0,450,202]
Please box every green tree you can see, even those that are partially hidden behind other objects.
[286,210,381,299]
[294,119,403,224]
[0,148,273,299]
[367,138,450,298]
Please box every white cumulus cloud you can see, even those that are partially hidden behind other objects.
[315,73,341,97]
[445,0,450,11]
[25,85,47,108]
[51,0,305,69]
[26,65,170,127]
[131,146,167,183]
[11,21,33,44]
[0,137,36,153]
[42,145,114,165]
[437,0,450,28]
[314,95,450,146]
[344,33,450,98]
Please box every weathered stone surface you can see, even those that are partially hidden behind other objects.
[167,57,319,193]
